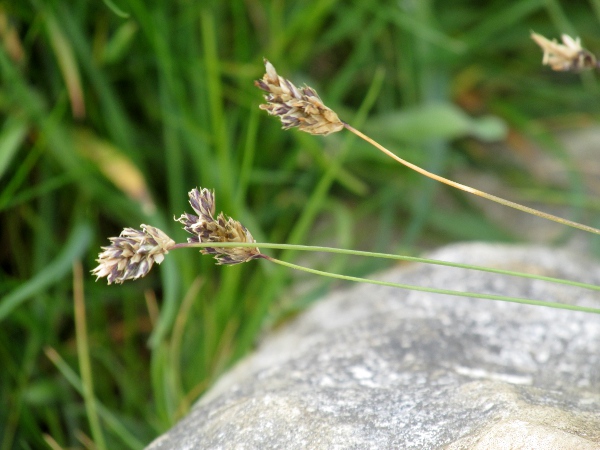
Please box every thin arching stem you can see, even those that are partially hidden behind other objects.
[263,255,600,315]
[343,122,600,236]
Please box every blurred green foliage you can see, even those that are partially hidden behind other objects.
[1,0,599,447]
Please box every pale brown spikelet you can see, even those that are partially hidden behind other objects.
[92,225,175,284]
[176,188,262,265]
[531,32,597,71]
[255,59,344,136]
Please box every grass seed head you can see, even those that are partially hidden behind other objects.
[92,225,175,284]
[531,32,597,71]
[255,59,344,136]
[177,188,262,265]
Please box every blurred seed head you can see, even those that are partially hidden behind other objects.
[255,59,344,136]
[92,225,175,284]
[177,188,262,265]
[531,32,597,71]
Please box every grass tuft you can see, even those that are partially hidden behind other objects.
[2,1,600,448]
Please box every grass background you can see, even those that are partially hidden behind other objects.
[2,0,600,448]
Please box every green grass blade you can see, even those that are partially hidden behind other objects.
[0,222,92,322]
[0,118,28,181]
[102,0,131,18]
[44,347,145,449]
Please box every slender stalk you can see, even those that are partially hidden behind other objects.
[175,241,600,293]
[73,262,106,450]
[170,277,203,419]
[263,256,600,315]
[343,122,600,236]
[44,347,145,449]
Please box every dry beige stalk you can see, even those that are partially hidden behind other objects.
[255,58,600,237]
[177,188,262,265]
[531,32,597,71]
[92,225,175,284]
[255,59,344,136]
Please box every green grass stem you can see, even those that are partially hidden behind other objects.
[265,256,600,315]
[73,262,107,450]
[44,347,145,449]
[175,241,600,294]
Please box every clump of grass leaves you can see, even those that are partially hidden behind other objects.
[4,2,600,449]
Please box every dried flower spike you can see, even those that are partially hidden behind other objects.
[255,59,344,136]
[177,188,262,265]
[531,32,597,71]
[92,225,175,284]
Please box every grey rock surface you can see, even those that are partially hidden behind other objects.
[147,242,600,449]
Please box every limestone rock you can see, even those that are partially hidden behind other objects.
[147,243,600,449]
